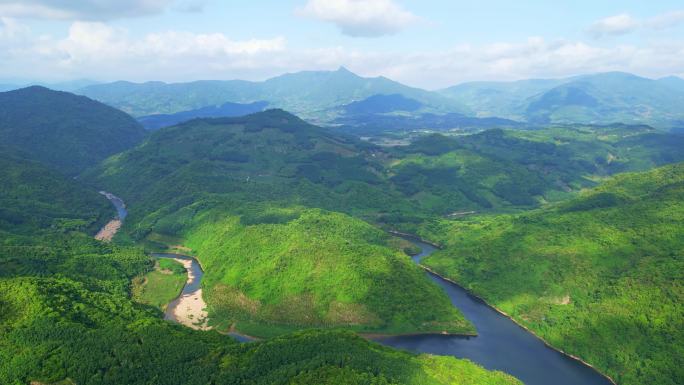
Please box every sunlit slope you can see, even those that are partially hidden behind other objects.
[422,163,684,385]
[183,207,472,336]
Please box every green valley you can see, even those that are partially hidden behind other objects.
[0,128,519,385]
[5,3,684,384]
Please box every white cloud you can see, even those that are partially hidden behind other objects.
[297,0,419,37]
[587,13,640,38]
[0,0,204,20]
[588,10,684,38]
[645,10,684,30]
[0,19,683,89]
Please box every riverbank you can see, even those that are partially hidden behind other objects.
[418,263,618,385]
[362,330,477,339]
[159,256,211,331]
[94,191,126,242]
[94,218,121,241]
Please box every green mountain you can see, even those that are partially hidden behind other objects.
[525,72,684,126]
[420,163,684,385]
[441,72,684,128]
[0,145,519,385]
[657,75,684,92]
[85,109,473,336]
[0,86,146,175]
[439,78,568,120]
[77,67,466,120]
[78,70,684,129]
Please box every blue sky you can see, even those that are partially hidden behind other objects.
[1,0,683,88]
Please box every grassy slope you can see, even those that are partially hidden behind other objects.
[420,163,684,385]
[0,86,146,175]
[183,207,472,336]
[132,259,186,310]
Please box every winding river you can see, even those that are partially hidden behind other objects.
[377,239,614,385]
[99,193,614,384]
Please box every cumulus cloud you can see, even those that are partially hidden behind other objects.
[0,0,204,20]
[645,10,684,30]
[587,13,639,38]
[297,0,419,37]
[588,10,684,38]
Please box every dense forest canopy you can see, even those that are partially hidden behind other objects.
[420,163,684,385]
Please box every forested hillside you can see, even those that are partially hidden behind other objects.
[0,143,520,385]
[0,86,146,175]
[84,109,472,336]
[0,150,110,237]
[388,124,684,213]
[420,163,684,385]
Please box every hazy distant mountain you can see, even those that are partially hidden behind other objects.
[0,86,146,175]
[0,84,19,92]
[341,94,423,115]
[439,78,570,120]
[41,79,102,92]
[76,70,684,129]
[524,72,684,126]
[657,76,684,92]
[0,79,101,93]
[441,72,684,128]
[138,100,269,130]
[77,67,466,119]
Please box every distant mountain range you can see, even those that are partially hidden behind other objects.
[77,67,463,122]
[441,72,684,129]
[3,69,673,130]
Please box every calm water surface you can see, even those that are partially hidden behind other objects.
[376,240,613,385]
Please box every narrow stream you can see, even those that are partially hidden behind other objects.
[376,239,614,385]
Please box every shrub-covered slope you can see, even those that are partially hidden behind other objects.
[420,163,684,385]
[0,86,146,175]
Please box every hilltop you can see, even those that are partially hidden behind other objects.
[0,86,146,175]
